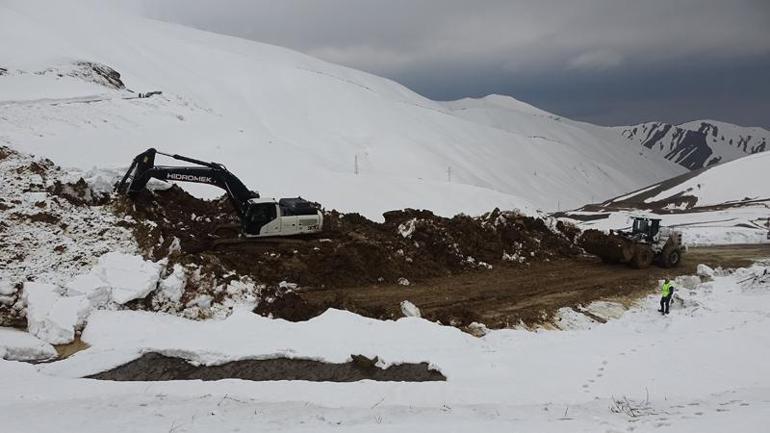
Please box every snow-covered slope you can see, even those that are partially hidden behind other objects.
[0,1,686,218]
[446,96,768,174]
[560,152,770,245]
[597,151,770,210]
[5,265,770,431]
[443,96,686,187]
[617,120,769,170]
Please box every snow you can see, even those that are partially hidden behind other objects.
[42,308,470,378]
[556,309,600,331]
[697,264,716,278]
[617,120,769,171]
[400,300,422,318]
[82,252,164,305]
[0,281,15,296]
[158,264,186,303]
[64,252,164,306]
[0,149,138,289]
[23,282,89,345]
[0,327,57,361]
[645,152,770,207]
[0,261,765,431]
[11,238,166,345]
[398,218,417,238]
[579,301,627,321]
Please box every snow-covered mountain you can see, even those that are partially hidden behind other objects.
[618,120,769,170]
[596,151,770,211]
[446,96,769,173]
[0,1,689,219]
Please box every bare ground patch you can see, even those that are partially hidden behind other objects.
[87,352,445,382]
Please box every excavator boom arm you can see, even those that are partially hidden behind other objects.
[116,148,257,217]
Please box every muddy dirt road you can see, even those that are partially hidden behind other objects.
[299,244,770,328]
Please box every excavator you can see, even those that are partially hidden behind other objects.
[116,148,323,242]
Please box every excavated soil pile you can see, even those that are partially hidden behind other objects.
[87,352,445,382]
[114,186,582,320]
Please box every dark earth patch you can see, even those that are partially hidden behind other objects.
[87,352,446,382]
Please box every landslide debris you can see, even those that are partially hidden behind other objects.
[113,186,582,321]
[0,147,137,328]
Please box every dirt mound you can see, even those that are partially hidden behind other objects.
[0,146,13,160]
[113,186,582,321]
[87,352,445,382]
[49,178,111,206]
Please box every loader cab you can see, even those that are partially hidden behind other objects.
[631,217,661,242]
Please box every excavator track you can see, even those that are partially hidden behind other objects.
[211,235,321,249]
[208,225,325,250]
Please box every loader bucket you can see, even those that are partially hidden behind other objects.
[579,229,635,264]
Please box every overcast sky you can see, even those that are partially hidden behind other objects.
[118,0,769,127]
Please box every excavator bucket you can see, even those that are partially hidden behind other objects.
[115,148,157,195]
[579,230,635,264]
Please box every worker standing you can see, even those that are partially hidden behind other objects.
[659,279,674,315]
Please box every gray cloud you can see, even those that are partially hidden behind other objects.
[105,0,770,126]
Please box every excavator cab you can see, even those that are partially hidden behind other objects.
[243,200,278,235]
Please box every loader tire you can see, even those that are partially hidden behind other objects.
[629,245,654,269]
[660,247,682,268]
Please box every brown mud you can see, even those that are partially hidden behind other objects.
[108,186,770,329]
[87,352,445,382]
[113,186,581,319]
[298,245,770,328]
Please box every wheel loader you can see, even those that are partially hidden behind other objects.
[581,217,684,269]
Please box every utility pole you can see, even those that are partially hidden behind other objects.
[354,154,359,175]
[447,166,452,182]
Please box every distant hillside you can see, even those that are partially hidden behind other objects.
[558,151,770,246]
[577,151,770,213]
[617,120,768,170]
